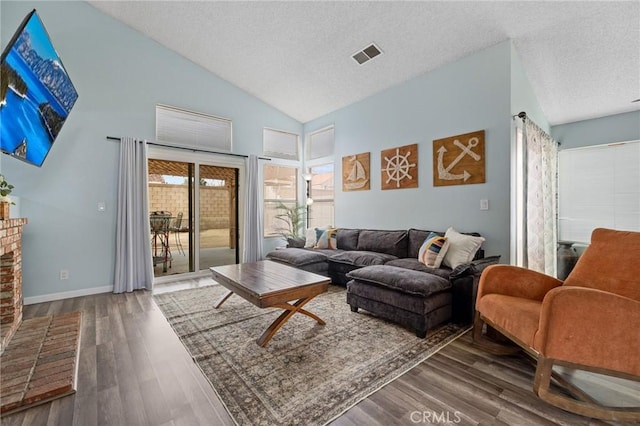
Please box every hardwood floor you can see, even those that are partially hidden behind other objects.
[3,279,638,425]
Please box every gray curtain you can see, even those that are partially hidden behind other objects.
[114,137,154,293]
[242,154,263,262]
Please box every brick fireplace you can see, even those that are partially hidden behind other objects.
[0,217,27,354]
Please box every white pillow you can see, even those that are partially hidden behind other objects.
[442,227,485,269]
[304,228,317,248]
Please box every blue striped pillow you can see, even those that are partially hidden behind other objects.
[418,233,449,268]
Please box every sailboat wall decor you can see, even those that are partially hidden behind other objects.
[342,152,370,191]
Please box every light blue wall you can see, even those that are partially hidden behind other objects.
[551,111,640,149]
[1,1,302,299]
[510,43,550,132]
[304,42,513,261]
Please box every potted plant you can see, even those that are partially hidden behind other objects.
[273,202,307,247]
[0,174,14,220]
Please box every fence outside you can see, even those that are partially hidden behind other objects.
[148,184,233,230]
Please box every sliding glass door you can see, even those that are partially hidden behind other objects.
[148,157,240,278]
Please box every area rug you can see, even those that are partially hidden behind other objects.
[0,311,81,416]
[154,285,467,426]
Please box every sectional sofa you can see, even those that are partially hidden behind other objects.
[266,228,500,336]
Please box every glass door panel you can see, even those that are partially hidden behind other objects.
[148,159,195,277]
[198,164,239,270]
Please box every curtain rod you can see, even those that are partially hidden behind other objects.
[106,136,270,160]
[512,111,527,121]
[511,112,561,145]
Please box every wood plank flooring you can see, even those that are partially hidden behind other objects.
[2,278,638,425]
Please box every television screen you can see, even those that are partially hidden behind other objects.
[0,9,78,167]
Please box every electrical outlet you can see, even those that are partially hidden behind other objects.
[60,270,69,280]
[480,199,489,210]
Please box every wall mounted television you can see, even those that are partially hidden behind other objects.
[0,9,78,167]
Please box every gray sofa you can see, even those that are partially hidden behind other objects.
[266,228,500,336]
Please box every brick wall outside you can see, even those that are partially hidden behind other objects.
[148,184,234,230]
[0,218,27,354]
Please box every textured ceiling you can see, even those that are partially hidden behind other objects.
[87,1,640,125]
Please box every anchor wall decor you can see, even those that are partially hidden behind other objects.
[342,152,370,191]
[381,143,418,190]
[432,130,485,187]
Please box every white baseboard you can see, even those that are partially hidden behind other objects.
[23,285,113,305]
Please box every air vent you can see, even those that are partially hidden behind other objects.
[352,43,383,65]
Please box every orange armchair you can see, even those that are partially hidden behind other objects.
[473,228,640,421]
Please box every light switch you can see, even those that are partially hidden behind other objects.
[480,199,489,210]
[98,201,106,212]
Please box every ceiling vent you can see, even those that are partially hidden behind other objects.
[352,43,383,65]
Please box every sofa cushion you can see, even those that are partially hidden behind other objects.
[266,248,330,267]
[476,293,542,347]
[336,229,360,251]
[347,265,451,297]
[384,258,452,280]
[357,230,408,258]
[329,250,397,267]
[408,228,441,258]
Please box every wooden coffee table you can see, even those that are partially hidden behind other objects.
[210,260,330,347]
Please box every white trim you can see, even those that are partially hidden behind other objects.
[152,269,210,286]
[24,285,113,305]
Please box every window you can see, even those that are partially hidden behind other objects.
[156,104,232,152]
[308,163,334,228]
[264,164,298,236]
[263,128,299,160]
[306,126,334,160]
[558,140,640,244]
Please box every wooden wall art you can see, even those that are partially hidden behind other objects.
[432,130,485,187]
[342,152,370,191]
[381,143,418,190]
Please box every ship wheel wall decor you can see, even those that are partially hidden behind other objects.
[433,130,485,186]
[381,144,419,190]
[342,152,370,191]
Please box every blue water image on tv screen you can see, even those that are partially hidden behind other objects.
[0,10,78,167]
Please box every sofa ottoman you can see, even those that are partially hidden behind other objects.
[346,265,452,338]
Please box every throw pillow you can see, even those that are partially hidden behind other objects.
[304,228,318,248]
[417,232,449,268]
[442,227,485,269]
[304,225,332,248]
[315,228,338,249]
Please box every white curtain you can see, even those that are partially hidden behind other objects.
[523,119,558,276]
[242,154,264,262]
[114,137,154,293]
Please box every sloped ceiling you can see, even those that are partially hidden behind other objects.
[87,1,640,125]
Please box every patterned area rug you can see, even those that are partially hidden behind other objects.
[154,285,467,426]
